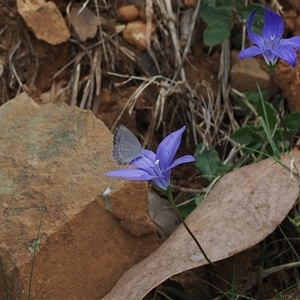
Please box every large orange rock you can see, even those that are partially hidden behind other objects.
[0,93,158,299]
[16,0,70,45]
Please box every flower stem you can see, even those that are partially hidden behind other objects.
[268,65,294,149]
[165,186,214,265]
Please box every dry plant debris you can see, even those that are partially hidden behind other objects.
[0,0,238,154]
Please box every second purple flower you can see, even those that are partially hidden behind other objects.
[239,6,300,67]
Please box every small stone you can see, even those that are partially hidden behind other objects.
[183,0,197,8]
[231,54,271,93]
[69,6,99,42]
[117,5,139,22]
[16,0,70,45]
[123,20,155,51]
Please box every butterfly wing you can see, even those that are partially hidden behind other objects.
[112,125,143,165]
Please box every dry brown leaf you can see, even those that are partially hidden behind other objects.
[102,150,300,300]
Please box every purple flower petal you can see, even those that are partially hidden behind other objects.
[156,126,186,170]
[239,6,300,67]
[246,9,264,47]
[152,177,169,190]
[279,36,300,51]
[239,46,265,59]
[167,155,195,170]
[105,168,156,180]
[131,149,156,167]
[159,155,195,188]
[262,6,284,40]
[272,46,298,67]
[141,149,156,161]
[130,150,159,176]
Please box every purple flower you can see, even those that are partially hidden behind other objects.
[239,6,300,67]
[105,126,195,190]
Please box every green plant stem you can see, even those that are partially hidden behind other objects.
[28,206,45,300]
[165,186,214,265]
[268,65,294,149]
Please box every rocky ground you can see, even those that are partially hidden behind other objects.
[0,0,300,299]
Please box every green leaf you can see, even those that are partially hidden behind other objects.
[283,112,300,130]
[231,0,242,6]
[243,90,272,105]
[237,4,264,22]
[178,201,197,219]
[200,0,217,7]
[273,128,293,152]
[232,90,271,116]
[195,194,205,206]
[214,0,237,8]
[260,116,281,159]
[203,21,233,46]
[255,99,277,130]
[237,4,264,34]
[194,144,232,181]
[230,125,265,144]
[199,5,232,24]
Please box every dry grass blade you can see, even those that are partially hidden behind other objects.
[270,0,283,13]
[179,8,194,48]
[156,0,181,68]
[8,38,24,94]
[71,62,81,106]
[86,75,94,110]
[174,0,201,80]
[92,48,102,114]
[79,78,91,109]
[93,0,108,65]
[78,0,90,15]
[146,0,160,73]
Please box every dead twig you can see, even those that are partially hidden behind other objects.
[8,38,24,94]
[146,0,161,74]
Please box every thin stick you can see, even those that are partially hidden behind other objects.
[165,186,214,265]
[28,206,46,300]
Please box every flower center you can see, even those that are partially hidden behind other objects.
[154,159,163,177]
[264,37,279,50]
